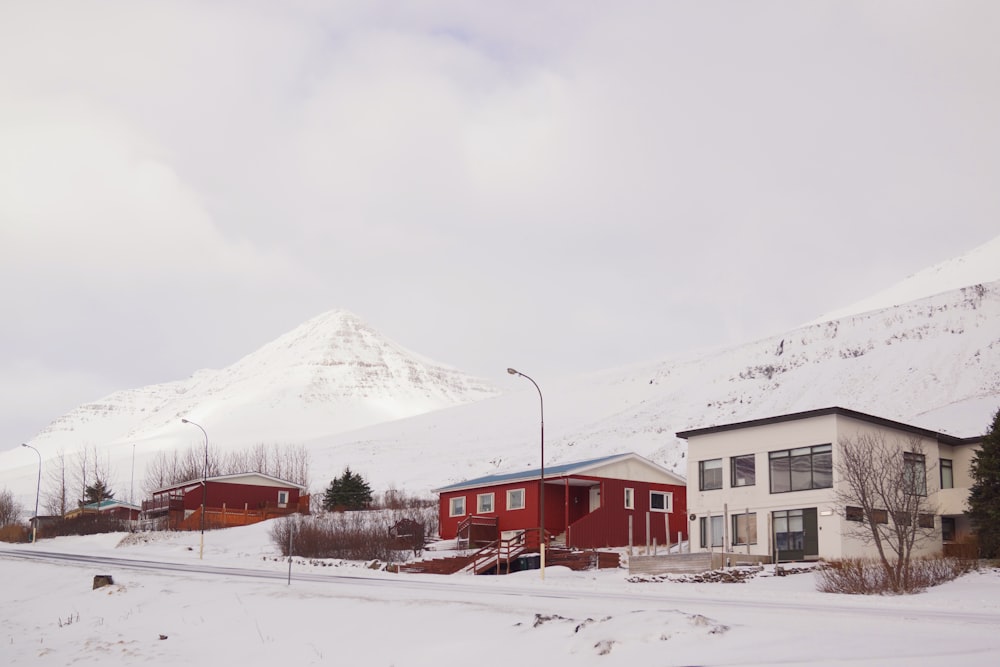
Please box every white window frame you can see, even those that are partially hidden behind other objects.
[624,487,635,510]
[477,492,495,514]
[449,496,466,517]
[277,490,289,507]
[506,488,525,511]
[649,490,672,513]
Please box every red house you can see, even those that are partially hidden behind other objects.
[143,472,310,530]
[435,453,687,550]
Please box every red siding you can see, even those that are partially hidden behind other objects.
[173,481,300,511]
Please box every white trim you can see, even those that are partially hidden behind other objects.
[649,490,672,513]
[624,487,635,510]
[506,488,525,511]
[477,492,495,514]
[449,496,466,517]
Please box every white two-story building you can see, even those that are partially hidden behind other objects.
[677,407,982,562]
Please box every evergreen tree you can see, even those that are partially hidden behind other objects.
[83,479,114,505]
[322,467,373,511]
[968,408,1000,559]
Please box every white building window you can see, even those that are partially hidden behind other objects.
[449,496,466,517]
[477,493,495,514]
[506,488,525,510]
[277,491,289,507]
[624,487,635,510]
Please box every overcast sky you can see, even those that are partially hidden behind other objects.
[2,1,999,448]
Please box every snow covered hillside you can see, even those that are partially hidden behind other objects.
[2,239,999,505]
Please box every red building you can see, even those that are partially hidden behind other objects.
[143,472,309,530]
[435,453,687,550]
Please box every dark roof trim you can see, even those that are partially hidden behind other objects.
[675,406,980,446]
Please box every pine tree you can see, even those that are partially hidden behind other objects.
[968,408,1000,559]
[322,467,373,511]
[83,479,114,505]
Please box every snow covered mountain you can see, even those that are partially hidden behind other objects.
[3,239,999,505]
[22,309,500,454]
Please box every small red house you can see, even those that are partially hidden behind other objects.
[435,453,687,550]
[64,500,141,521]
[143,472,309,530]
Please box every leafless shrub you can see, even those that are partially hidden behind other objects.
[0,524,29,543]
[817,557,977,595]
[42,514,132,538]
[374,486,436,511]
[0,488,23,527]
[271,506,436,562]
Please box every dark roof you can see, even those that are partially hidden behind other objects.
[435,452,680,493]
[675,406,980,446]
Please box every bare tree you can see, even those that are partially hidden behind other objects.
[836,432,938,592]
[0,488,23,526]
[43,449,70,516]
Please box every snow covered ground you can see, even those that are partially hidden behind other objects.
[2,521,999,666]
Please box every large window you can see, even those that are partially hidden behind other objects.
[731,454,756,487]
[650,491,672,512]
[904,452,927,496]
[769,444,832,493]
[940,458,953,490]
[699,459,723,490]
[699,515,723,548]
[732,512,757,545]
[506,489,525,511]
[942,516,956,541]
[477,493,495,513]
[449,496,466,517]
[773,509,804,552]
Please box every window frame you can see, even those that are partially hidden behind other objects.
[940,458,953,490]
[699,458,723,491]
[277,490,289,507]
[903,452,927,496]
[731,512,757,546]
[768,444,833,493]
[731,454,756,487]
[477,492,495,514]
[699,515,724,548]
[506,488,525,511]
[649,490,672,513]
[624,487,635,510]
[449,496,466,517]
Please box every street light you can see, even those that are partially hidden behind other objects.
[507,367,546,581]
[181,419,209,560]
[21,444,41,544]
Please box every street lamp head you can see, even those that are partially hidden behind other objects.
[181,418,190,424]
[21,443,29,448]
[507,368,519,376]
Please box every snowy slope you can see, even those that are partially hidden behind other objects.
[2,241,999,506]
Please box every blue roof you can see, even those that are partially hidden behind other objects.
[434,453,632,493]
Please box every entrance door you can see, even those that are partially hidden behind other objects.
[772,508,818,561]
[588,485,601,512]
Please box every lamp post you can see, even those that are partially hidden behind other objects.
[507,367,545,581]
[181,419,209,560]
[21,444,41,544]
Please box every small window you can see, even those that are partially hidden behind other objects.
[732,512,757,545]
[942,517,956,541]
[699,459,723,490]
[624,488,634,510]
[699,515,724,548]
[918,513,935,529]
[904,452,927,495]
[940,458,953,489]
[649,491,672,512]
[477,493,495,514]
[845,506,864,522]
[506,488,525,511]
[277,491,289,507]
[449,496,466,517]
[731,454,755,487]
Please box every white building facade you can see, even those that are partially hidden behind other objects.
[677,407,981,562]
